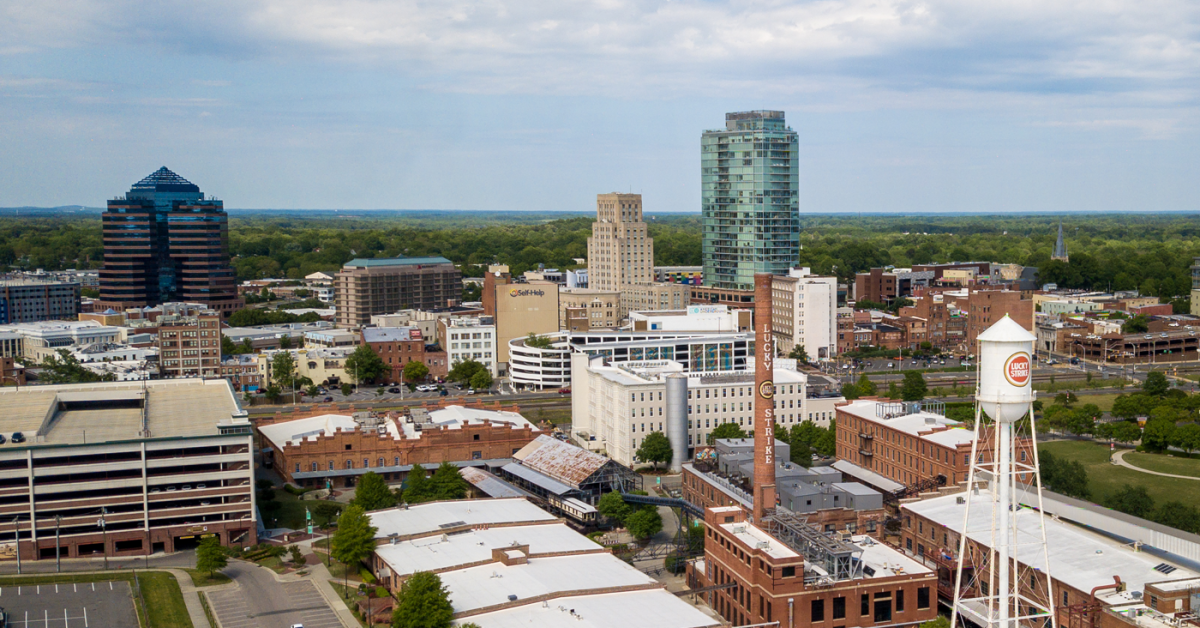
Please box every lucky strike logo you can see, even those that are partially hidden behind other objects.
[1004,352,1031,386]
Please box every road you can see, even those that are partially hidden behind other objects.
[205,561,344,628]
[247,388,572,414]
[0,550,195,575]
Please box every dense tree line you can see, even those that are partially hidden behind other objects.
[3,213,1198,304]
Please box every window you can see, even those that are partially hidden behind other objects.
[812,599,825,622]
[861,594,870,617]
[295,463,300,473]
[311,462,318,472]
[833,597,846,620]
[328,461,334,471]
[917,588,930,610]
[345,460,353,469]
[1063,592,1069,606]
[896,590,904,612]
[394,457,400,466]
[782,566,795,578]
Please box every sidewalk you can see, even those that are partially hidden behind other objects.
[277,531,360,628]
[1111,449,1200,481]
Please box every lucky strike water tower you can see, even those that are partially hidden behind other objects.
[952,316,1057,628]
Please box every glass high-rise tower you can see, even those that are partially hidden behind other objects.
[701,111,799,290]
[99,167,243,317]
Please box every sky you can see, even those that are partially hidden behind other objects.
[2,0,1198,213]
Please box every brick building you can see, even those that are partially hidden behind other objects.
[361,326,427,383]
[257,403,540,488]
[156,304,222,379]
[686,506,939,628]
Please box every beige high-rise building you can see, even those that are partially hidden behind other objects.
[587,193,654,292]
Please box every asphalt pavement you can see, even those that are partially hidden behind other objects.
[0,550,195,575]
[206,561,344,628]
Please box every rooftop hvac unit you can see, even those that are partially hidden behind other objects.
[956,496,966,505]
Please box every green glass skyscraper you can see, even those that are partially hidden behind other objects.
[701,111,799,290]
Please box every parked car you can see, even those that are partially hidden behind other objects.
[558,388,571,394]
[10,433,24,444]
[466,389,476,395]
[323,396,333,402]
[387,387,400,393]
[0,434,6,444]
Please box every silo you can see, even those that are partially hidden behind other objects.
[665,373,689,473]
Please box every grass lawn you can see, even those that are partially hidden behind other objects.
[0,571,190,628]
[1039,440,1200,507]
[139,571,194,628]
[269,489,311,529]
[183,569,232,588]
[1078,393,1121,412]
[1122,452,1200,477]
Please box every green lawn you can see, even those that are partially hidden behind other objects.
[268,489,312,529]
[1039,440,1200,508]
[183,569,231,588]
[1122,452,1200,477]
[1078,393,1121,412]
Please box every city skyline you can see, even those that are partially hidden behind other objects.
[2,1,1198,213]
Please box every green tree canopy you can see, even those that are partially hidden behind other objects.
[271,350,297,388]
[856,373,878,396]
[788,345,809,363]
[900,371,928,401]
[1153,501,1200,535]
[40,350,113,384]
[392,571,454,628]
[626,507,663,541]
[1122,314,1150,334]
[707,421,747,445]
[402,360,429,383]
[448,358,487,385]
[525,333,553,349]
[469,369,494,390]
[1172,423,1200,454]
[636,431,673,469]
[344,343,389,384]
[1107,484,1155,519]
[841,383,860,400]
[430,461,468,501]
[1142,416,1177,452]
[597,491,633,525]
[332,505,379,587]
[403,465,434,504]
[1143,371,1170,396]
[1037,449,1090,500]
[196,536,228,577]
[352,471,398,512]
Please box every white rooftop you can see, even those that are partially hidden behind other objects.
[369,498,556,538]
[400,406,537,439]
[839,399,973,447]
[904,492,1197,604]
[258,413,401,449]
[851,535,931,578]
[458,589,721,628]
[374,523,598,578]
[440,553,655,614]
[721,521,800,559]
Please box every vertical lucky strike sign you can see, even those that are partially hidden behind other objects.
[1004,352,1032,387]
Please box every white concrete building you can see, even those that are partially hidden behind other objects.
[772,267,838,360]
[571,354,843,466]
[438,316,498,377]
[0,320,123,361]
[628,304,751,333]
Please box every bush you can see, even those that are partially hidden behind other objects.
[360,567,377,584]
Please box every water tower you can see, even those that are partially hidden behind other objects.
[952,316,1057,628]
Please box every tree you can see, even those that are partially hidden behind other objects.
[900,372,928,401]
[221,334,240,355]
[1142,416,1177,452]
[813,428,837,457]
[626,507,663,541]
[332,505,379,589]
[525,333,554,349]
[1111,394,1155,420]
[788,345,809,363]
[841,383,860,400]
[1107,484,1155,519]
[403,465,435,504]
[1143,371,1170,397]
[40,350,111,384]
[1109,420,1142,444]
[921,617,951,628]
[341,382,353,396]
[402,360,429,383]
[1171,423,1200,454]
[856,373,878,396]
[429,461,468,500]
[271,351,297,388]
[636,431,673,469]
[1038,450,1090,500]
[196,536,228,577]
[289,545,305,565]
[1153,501,1200,535]
[240,338,254,354]
[469,369,493,390]
[305,384,319,397]
[598,491,633,524]
[447,358,486,385]
[392,571,454,628]
[1122,314,1150,334]
[264,384,282,404]
[279,335,293,349]
[344,343,389,385]
[790,438,813,467]
[353,472,398,511]
[707,422,746,445]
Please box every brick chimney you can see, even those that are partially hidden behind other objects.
[753,273,777,524]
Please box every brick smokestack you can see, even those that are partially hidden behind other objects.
[753,273,777,524]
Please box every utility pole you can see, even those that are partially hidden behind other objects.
[99,508,108,570]
[13,516,21,575]
[56,515,62,572]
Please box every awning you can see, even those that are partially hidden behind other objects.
[501,462,574,496]
[831,459,905,494]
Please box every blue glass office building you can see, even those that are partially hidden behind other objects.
[701,111,800,290]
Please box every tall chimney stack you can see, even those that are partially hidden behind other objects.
[753,273,776,524]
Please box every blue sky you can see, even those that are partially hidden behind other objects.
[2,0,1198,213]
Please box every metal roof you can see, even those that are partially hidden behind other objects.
[502,462,574,496]
[460,467,532,499]
[513,435,610,486]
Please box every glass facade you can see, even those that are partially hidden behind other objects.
[701,111,799,290]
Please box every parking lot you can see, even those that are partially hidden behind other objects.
[0,580,138,628]
[206,577,342,628]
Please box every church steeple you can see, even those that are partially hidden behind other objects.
[1052,219,1069,262]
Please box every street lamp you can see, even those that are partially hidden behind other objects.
[55,514,62,573]
[99,508,108,570]
[13,516,21,575]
